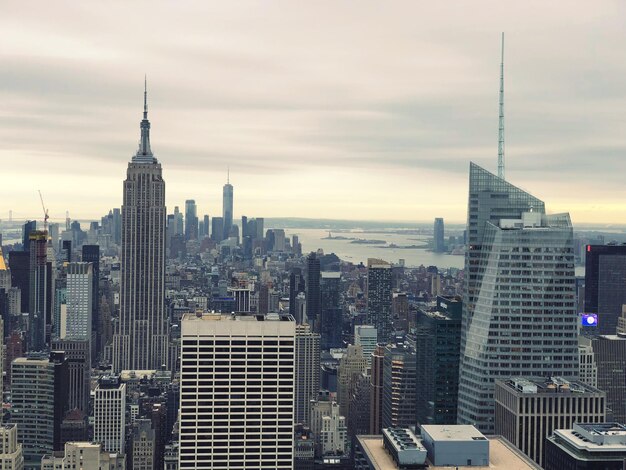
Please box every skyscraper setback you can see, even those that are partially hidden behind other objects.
[112,84,169,372]
[457,163,579,433]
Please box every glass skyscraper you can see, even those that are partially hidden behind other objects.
[457,163,579,432]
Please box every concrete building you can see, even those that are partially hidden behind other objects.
[310,399,348,457]
[41,442,125,469]
[65,263,93,341]
[337,345,367,420]
[366,259,392,342]
[354,325,377,369]
[382,344,416,429]
[578,339,598,388]
[369,344,385,435]
[50,340,90,414]
[112,88,169,372]
[130,419,155,470]
[459,163,579,433]
[93,376,126,454]
[494,377,606,467]
[179,312,295,469]
[295,324,320,425]
[294,424,314,470]
[0,424,24,470]
[579,333,626,423]
[545,422,626,470]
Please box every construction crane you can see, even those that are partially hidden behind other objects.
[38,190,49,233]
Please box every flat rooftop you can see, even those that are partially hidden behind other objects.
[421,425,487,442]
[357,435,541,470]
[181,312,294,322]
[500,377,602,395]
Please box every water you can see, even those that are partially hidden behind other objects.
[284,228,465,269]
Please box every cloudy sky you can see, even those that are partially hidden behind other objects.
[1,1,625,224]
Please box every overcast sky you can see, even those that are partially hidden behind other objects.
[1,1,625,224]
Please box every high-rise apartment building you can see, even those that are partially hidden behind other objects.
[433,217,445,253]
[415,296,462,426]
[584,245,626,335]
[295,324,321,425]
[93,376,127,454]
[495,377,606,467]
[458,163,579,433]
[81,245,100,352]
[0,424,24,470]
[51,339,90,414]
[222,179,234,240]
[366,259,392,342]
[354,325,377,368]
[112,86,168,372]
[382,344,416,429]
[184,199,198,241]
[320,271,342,349]
[179,312,295,469]
[11,352,68,468]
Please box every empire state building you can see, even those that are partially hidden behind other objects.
[113,83,168,372]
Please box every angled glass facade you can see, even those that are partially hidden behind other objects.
[458,163,578,432]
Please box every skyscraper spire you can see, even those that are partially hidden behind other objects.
[498,32,505,180]
[134,77,154,162]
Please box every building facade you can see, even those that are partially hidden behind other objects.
[366,259,392,342]
[382,344,416,429]
[295,324,320,425]
[93,376,127,454]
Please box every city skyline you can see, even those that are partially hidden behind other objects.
[2,1,626,223]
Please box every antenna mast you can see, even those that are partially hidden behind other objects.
[38,190,49,233]
[498,32,505,179]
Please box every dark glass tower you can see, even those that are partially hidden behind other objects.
[29,231,49,351]
[184,199,198,241]
[433,217,445,253]
[320,272,342,349]
[584,245,626,335]
[366,258,392,342]
[112,83,168,372]
[305,252,321,329]
[289,268,305,319]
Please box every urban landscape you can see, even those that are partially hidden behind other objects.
[2,2,626,470]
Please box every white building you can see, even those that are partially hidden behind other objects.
[311,399,348,456]
[0,424,24,470]
[354,325,377,368]
[93,377,126,454]
[41,442,125,469]
[65,263,93,340]
[179,312,296,469]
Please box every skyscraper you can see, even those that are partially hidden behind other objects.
[584,245,626,335]
[289,268,306,320]
[366,258,392,342]
[81,245,99,354]
[112,83,168,372]
[184,199,198,241]
[382,344,416,429]
[211,217,224,244]
[21,220,36,252]
[28,231,49,351]
[222,174,234,240]
[320,271,342,349]
[179,312,295,469]
[65,262,93,341]
[354,325,377,368]
[306,253,321,330]
[94,376,127,454]
[295,324,321,425]
[369,344,385,435]
[458,163,579,433]
[433,217,445,253]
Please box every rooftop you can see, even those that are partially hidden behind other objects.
[552,423,626,453]
[500,377,603,395]
[421,425,487,442]
[181,312,294,322]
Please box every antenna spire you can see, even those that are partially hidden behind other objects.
[143,74,148,119]
[498,32,505,180]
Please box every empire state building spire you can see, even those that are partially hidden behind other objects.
[134,77,155,163]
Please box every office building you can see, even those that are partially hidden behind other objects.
[578,339,598,387]
[131,419,155,470]
[584,245,626,334]
[366,259,392,342]
[93,376,127,454]
[228,287,252,313]
[337,345,367,420]
[112,85,169,372]
[310,398,348,457]
[579,333,626,422]
[354,325,377,368]
[179,312,295,469]
[50,339,90,414]
[495,377,606,467]
[211,216,224,243]
[201,214,209,238]
[295,324,320,425]
[415,296,462,426]
[458,163,579,433]
[320,272,342,349]
[22,221,36,252]
[222,178,234,240]
[382,344,416,429]
[41,442,125,470]
[0,424,24,470]
[433,218,445,253]
[184,199,198,241]
[81,245,100,352]
[294,424,314,470]
[65,263,93,341]
[28,231,49,351]
[545,423,626,470]
[289,269,306,320]
[422,425,489,466]
[369,345,385,435]
[11,352,68,468]
[306,253,321,329]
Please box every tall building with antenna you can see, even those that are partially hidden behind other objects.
[112,80,169,372]
[498,32,505,180]
[222,169,234,240]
